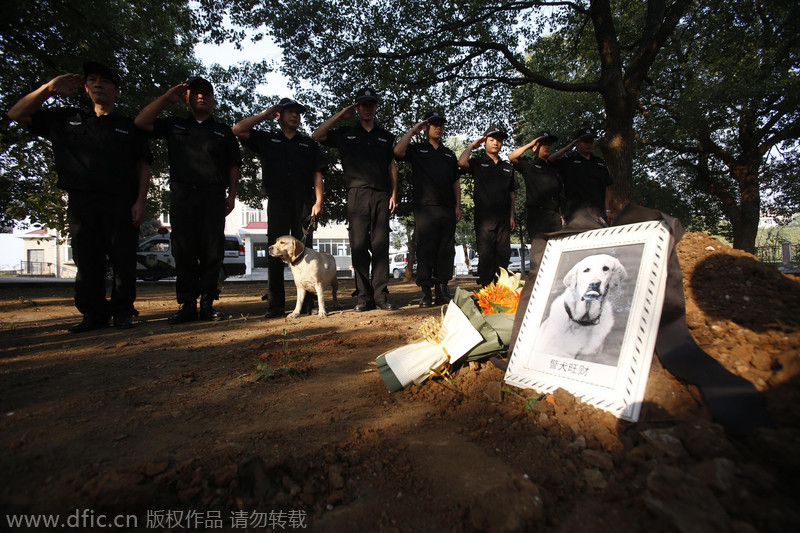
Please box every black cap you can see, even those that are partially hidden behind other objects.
[483,125,508,140]
[354,87,378,104]
[422,111,446,124]
[278,97,307,114]
[573,127,596,140]
[537,130,558,143]
[187,77,214,96]
[83,62,120,87]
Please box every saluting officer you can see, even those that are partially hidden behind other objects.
[312,87,398,312]
[508,130,563,238]
[232,98,326,318]
[135,77,241,324]
[394,111,461,307]
[458,125,519,287]
[548,127,612,223]
[7,61,151,332]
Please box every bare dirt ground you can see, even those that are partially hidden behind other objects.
[1,232,799,533]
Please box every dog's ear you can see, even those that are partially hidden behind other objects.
[563,263,579,289]
[610,260,628,288]
[290,238,304,263]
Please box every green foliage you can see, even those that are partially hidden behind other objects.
[639,0,800,251]
[509,0,800,250]
[1,0,194,231]
[137,219,165,241]
[17,296,37,307]
[757,225,800,248]
[253,355,305,381]
[252,327,311,381]
[501,386,542,412]
[455,216,477,252]
[224,0,693,216]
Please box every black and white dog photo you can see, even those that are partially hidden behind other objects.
[535,253,627,365]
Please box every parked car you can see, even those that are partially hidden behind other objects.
[507,244,531,273]
[469,255,479,276]
[469,246,529,275]
[136,232,246,281]
[389,251,416,279]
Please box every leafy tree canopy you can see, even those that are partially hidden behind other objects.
[0,0,274,233]
[224,0,692,221]
[640,0,800,251]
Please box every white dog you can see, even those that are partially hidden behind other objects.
[268,235,340,318]
[536,254,627,364]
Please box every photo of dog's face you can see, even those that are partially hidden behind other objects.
[534,247,638,366]
[504,220,674,422]
[562,254,627,325]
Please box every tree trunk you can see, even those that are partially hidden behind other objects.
[730,168,761,254]
[600,88,637,214]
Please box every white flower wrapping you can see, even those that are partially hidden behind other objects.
[376,300,485,392]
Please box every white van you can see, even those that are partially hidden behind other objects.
[136,232,246,281]
[468,245,529,274]
[508,244,531,273]
[390,245,470,278]
[389,251,414,279]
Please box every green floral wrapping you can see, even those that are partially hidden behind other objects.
[451,288,515,361]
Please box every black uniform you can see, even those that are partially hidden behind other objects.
[553,152,612,220]
[398,141,459,288]
[513,155,562,238]
[468,154,519,286]
[322,123,394,306]
[242,130,325,312]
[150,115,241,304]
[30,107,151,321]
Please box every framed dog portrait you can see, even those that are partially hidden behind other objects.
[505,220,672,422]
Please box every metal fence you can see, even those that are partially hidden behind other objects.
[19,261,55,276]
[755,241,800,268]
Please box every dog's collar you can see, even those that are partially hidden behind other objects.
[564,301,601,326]
[290,248,307,266]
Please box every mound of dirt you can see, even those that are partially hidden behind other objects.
[1,232,799,532]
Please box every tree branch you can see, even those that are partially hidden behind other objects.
[626,0,694,91]
[346,39,600,93]
[434,1,588,35]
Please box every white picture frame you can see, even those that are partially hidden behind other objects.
[504,220,672,422]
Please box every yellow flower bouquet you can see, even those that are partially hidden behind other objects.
[472,268,524,315]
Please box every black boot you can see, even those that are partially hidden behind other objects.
[68,314,110,333]
[264,308,285,319]
[419,286,433,308]
[435,283,451,305]
[199,296,224,321]
[168,301,198,324]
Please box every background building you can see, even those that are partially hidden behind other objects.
[15,199,353,279]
